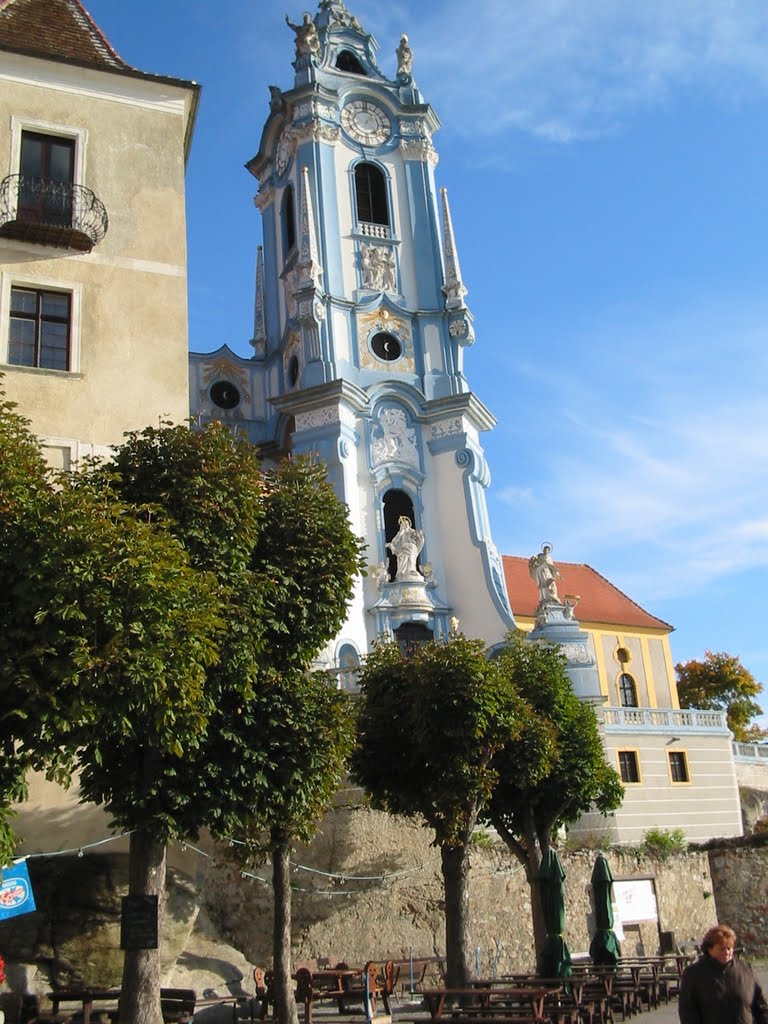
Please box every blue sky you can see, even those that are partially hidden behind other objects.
[86,0,768,710]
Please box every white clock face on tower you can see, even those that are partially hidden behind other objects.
[341,100,391,146]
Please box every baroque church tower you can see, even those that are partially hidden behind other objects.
[190,0,515,674]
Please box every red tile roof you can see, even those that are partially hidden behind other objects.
[0,0,130,70]
[503,555,673,631]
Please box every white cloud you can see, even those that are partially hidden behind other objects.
[498,485,535,506]
[364,0,768,141]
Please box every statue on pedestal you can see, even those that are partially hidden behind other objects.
[286,13,321,60]
[528,543,560,604]
[388,515,425,581]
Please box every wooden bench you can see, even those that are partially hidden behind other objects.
[160,988,196,1024]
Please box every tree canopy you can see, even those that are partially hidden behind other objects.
[351,634,538,986]
[1,412,365,1024]
[675,650,764,741]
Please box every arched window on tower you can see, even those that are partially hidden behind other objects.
[336,643,360,691]
[354,163,389,228]
[619,673,639,708]
[383,488,416,581]
[336,50,366,75]
[282,183,296,257]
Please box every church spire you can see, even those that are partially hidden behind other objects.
[250,244,266,356]
[297,165,322,289]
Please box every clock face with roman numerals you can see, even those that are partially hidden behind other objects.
[341,100,391,146]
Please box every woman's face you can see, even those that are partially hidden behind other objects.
[710,940,735,965]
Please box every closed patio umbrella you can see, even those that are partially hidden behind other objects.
[537,848,573,978]
[589,853,621,965]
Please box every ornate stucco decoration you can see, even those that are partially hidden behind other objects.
[284,265,301,320]
[357,307,414,372]
[360,245,396,291]
[295,406,341,432]
[371,406,420,468]
[199,357,251,420]
[399,119,426,136]
[292,121,340,146]
[400,138,438,166]
[253,184,274,211]
[430,417,463,440]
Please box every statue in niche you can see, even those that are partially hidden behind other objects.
[388,515,425,581]
[372,407,418,466]
[396,34,413,77]
[361,246,396,291]
[286,13,321,59]
[528,543,561,604]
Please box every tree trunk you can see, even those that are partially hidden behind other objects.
[120,830,166,1024]
[272,839,300,1024]
[522,818,550,972]
[441,843,473,988]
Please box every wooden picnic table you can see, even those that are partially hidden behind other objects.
[291,963,385,1024]
[47,989,121,1024]
[421,986,552,1022]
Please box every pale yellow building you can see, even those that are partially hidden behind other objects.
[0,0,199,467]
[504,556,743,844]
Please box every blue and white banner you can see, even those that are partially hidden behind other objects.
[0,860,36,920]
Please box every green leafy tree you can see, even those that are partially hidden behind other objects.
[675,651,764,741]
[483,634,624,964]
[101,427,365,1024]
[2,415,364,1024]
[351,635,537,987]
[0,392,53,866]
[217,670,356,1024]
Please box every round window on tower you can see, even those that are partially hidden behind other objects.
[371,332,402,362]
[288,354,300,387]
[210,380,241,410]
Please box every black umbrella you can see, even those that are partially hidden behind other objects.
[537,848,573,977]
[589,853,621,965]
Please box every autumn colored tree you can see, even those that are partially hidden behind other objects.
[676,650,764,741]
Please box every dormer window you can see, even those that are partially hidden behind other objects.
[336,50,366,75]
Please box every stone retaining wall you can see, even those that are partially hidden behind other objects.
[708,844,768,957]
[202,806,717,972]
[4,806,761,996]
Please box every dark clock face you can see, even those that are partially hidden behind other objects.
[210,380,240,409]
[371,332,402,361]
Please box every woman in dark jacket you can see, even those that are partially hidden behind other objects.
[679,925,768,1024]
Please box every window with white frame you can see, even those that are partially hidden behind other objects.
[9,286,71,370]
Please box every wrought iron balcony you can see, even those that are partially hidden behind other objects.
[0,174,108,252]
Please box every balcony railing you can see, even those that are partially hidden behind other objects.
[0,174,108,252]
[602,705,728,732]
[733,742,768,763]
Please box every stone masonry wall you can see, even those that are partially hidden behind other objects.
[708,844,768,957]
[202,806,717,973]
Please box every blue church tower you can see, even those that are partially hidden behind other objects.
[189,0,516,677]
